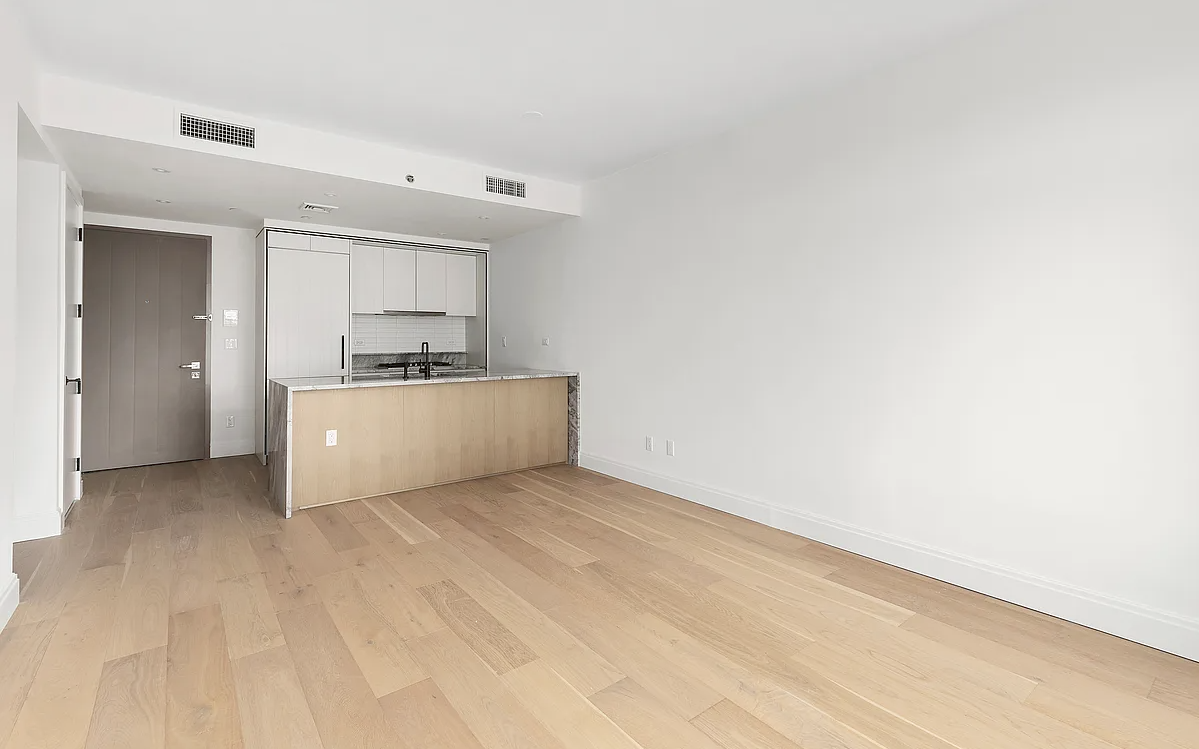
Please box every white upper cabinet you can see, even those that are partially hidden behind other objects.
[310,235,351,254]
[268,231,350,254]
[445,254,478,317]
[351,245,417,313]
[384,249,417,312]
[416,251,447,313]
[350,245,384,314]
[349,244,478,317]
[266,231,310,251]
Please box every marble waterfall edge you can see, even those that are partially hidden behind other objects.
[567,375,579,467]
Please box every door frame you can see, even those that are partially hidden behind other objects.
[81,224,214,468]
[59,183,83,520]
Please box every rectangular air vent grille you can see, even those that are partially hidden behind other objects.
[485,175,526,198]
[299,202,337,214]
[180,113,256,149]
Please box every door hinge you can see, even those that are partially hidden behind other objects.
[74,457,80,472]
[76,303,83,318]
[77,227,83,242]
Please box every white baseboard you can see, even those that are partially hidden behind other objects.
[0,573,19,632]
[581,453,1199,662]
[12,511,63,542]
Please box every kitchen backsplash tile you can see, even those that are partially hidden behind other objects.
[353,353,468,370]
[351,314,467,354]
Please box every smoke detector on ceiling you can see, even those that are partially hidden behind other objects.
[299,202,338,214]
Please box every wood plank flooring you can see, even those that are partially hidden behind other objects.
[2,456,1197,749]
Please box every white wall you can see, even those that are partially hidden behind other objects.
[491,0,1199,660]
[0,0,42,627]
[84,213,258,458]
[15,158,63,540]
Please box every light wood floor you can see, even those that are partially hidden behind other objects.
[2,457,1196,749]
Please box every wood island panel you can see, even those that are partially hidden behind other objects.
[290,377,568,510]
[495,378,569,472]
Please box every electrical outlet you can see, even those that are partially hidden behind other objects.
[501,336,508,347]
[542,337,551,347]
[325,429,337,447]
[226,415,235,428]
[645,436,654,452]
[666,439,675,457]
[224,338,237,350]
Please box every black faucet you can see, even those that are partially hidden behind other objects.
[421,341,431,380]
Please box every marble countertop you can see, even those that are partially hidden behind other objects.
[270,368,579,392]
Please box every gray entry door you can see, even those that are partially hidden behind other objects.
[82,227,209,471]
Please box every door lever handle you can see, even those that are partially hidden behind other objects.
[179,361,201,369]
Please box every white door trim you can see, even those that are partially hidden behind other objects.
[60,184,84,521]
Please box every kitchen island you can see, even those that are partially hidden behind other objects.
[267,369,579,517]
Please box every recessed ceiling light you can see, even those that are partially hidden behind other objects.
[480,237,491,241]
[522,111,544,120]
[478,215,491,220]
[299,215,310,220]
[438,232,447,236]
[227,207,238,211]
[156,199,171,204]
[323,192,337,197]
[153,167,171,173]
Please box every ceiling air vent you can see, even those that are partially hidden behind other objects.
[299,202,338,214]
[180,113,256,149]
[485,175,526,199]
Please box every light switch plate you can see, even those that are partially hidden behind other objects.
[223,309,239,327]
[191,372,200,379]
[325,429,337,447]
[666,439,676,457]
[226,416,235,428]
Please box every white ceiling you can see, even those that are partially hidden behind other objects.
[19,0,1026,182]
[50,129,567,241]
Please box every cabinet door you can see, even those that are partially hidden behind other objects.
[267,231,310,251]
[310,235,351,254]
[383,249,417,311]
[416,251,447,313]
[350,245,384,314]
[267,248,349,378]
[445,254,478,317]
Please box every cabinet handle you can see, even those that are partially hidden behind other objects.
[341,335,346,370]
